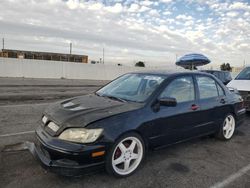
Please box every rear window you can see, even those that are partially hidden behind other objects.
[197,76,218,99]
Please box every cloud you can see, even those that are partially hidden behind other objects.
[176,14,193,20]
[0,0,249,67]
[226,11,239,17]
[140,0,154,6]
[105,3,123,13]
[128,3,140,12]
[229,2,250,11]
[160,0,172,3]
[148,9,160,17]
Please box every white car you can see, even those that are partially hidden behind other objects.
[227,66,250,111]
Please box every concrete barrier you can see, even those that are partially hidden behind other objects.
[0,57,158,80]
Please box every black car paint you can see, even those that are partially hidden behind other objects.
[31,71,245,176]
[43,94,144,137]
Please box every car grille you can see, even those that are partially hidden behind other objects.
[239,91,250,110]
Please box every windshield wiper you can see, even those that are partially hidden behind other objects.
[101,95,127,102]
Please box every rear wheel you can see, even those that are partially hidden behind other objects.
[216,114,236,140]
[106,133,145,177]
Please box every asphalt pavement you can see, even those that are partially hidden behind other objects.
[0,78,250,188]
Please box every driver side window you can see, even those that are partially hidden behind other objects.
[160,76,195,103]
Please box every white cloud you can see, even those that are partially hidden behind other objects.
[105,3,123,13]
[160,0,172,3]
[176,14,193,20]
[66,0,79,9]
[140,0,154,6]
[0,0,249,67]
[226,11,239,17]
[139,6,150,12]
[163,11,172,15]
[88,2,103,11]
[229,2,250,11]
[148,9,160,17]
[128,3,140,12]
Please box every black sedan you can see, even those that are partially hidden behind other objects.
[28,71,245,177]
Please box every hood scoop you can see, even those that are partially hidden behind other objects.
[62,101,88,111]
[62,101,75,108]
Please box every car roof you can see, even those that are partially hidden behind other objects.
[131,69,212,77]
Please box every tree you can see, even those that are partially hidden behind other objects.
[220,63,232,72]
[135,61,145,67]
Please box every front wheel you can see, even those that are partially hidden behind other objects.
[216,114,236,140]
[106,133,145,177]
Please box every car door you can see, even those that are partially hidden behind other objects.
[194,75,223,134]
[149,75,203,148]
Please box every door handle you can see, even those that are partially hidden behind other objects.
[220,98,226,104]
[191,104,199,111]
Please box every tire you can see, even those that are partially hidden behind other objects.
[105,132,145,178]
[216,113,236,140]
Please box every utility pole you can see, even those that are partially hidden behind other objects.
[103,48,104,64]
[2,38,4,50]
[70,42,72,55]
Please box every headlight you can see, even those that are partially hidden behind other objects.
[58,128,103,143]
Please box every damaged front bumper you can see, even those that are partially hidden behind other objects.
[24,125,107,176]
[26,141,105,176]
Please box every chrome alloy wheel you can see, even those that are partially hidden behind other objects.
[112,136,143,176]
[223,115,235,139]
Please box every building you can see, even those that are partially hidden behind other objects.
[0,49,88,63]
[232,66,244,73]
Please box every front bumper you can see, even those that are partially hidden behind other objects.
[27,126,108,176]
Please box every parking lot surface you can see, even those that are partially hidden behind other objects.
[0,78,250,188]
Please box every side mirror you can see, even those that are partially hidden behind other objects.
[158,97,177,107]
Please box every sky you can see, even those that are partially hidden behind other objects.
[0,0,249,67]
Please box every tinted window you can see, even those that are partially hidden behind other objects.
[160,76,195,103]
[197,76,218,99]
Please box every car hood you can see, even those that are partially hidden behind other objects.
[227,80,250,91]
[44,94,143,128]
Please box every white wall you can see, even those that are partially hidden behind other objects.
[0,57,164,80]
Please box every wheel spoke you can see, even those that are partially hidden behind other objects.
[131,153,139,160]
[129,140,137,151]
[124,160,130,171]
[228,118,233,126]
[119,142,127,154]
[113,156,124,165]
[226,129,230,137]
[223,123,228,130]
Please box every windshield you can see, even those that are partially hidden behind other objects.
[96,73,166,102]
[235,67,250,80]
